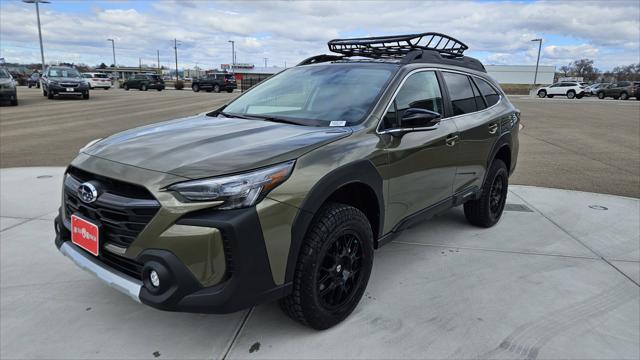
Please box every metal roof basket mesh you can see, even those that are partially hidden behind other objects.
[327,32,468,59]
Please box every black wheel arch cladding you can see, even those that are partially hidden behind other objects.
[286,159,384,283]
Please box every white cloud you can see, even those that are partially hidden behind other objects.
[1,0,638,70]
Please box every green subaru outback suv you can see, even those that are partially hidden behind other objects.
[55,33,519,329]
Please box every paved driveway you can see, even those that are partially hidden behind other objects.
[1,168,638,359]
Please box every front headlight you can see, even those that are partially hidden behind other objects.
[49,80,59,86]
[167,161,295,209]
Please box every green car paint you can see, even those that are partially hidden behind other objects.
[58,59,518,311]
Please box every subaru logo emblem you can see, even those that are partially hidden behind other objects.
[77,182,99,203]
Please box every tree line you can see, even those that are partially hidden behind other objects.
[557,59,640,82]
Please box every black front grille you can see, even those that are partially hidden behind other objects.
[60,83,79,87]
[100,251,143,280]
[64,167,160,248]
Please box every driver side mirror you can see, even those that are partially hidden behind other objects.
[400,108,441,129]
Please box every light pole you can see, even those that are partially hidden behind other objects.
[23,0,50,73]
[228,40,235,72]
[264,57,268,68]
[173,38,180,81]
[531,38,543,87]
[107,38,117,79]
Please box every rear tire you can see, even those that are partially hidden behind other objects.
[547,94,554,98]
[464,159,508,228]
[213,84,220,93]
[140,84,147,91]
[192,84,200,92]
[567,90,575,99]
[10,98,18,106]
[227,89,234,93]
[124,83,129,91]
[537,90,546,98]
[279,203,374,330]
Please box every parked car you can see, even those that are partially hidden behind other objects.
[41,66,90,100]
[536,81,586,99]
[27,72,41,88]
[54,32,519,329]
[0,67,18,106]
[586,83,610,95]
[123,74,165,91]
[191,73,236,93]
[596,81,639,100]
[82,72,112,90]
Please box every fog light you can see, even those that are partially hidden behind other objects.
[149,270,160,288]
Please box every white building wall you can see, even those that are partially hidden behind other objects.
[485,65,556,85]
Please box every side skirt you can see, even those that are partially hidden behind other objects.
[377,186,479,248]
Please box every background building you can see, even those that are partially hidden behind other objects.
[485,65,556,85]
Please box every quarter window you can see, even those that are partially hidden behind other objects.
[383,71,443,129]
[442,72,477,116]
[475,78,500,107]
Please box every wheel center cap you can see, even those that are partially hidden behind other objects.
[336,264,342,273]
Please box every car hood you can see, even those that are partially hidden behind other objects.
[0,79,13,86]
[84,115,352,179]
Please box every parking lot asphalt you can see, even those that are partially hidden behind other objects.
[0,87,236,168]
[1,87,638,197]
[1,168,638,359]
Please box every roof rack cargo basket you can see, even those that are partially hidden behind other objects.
[328,32,468,59]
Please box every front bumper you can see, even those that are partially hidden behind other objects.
[0,88,16,100]
[54,204,291,313]
[49,84,88,95]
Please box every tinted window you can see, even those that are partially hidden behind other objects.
[475,78,500,107]
[619,81,631,86]
[443,72,477,116]
[470,80,486,111]
[383,71,443,128]
[48,68,81,78]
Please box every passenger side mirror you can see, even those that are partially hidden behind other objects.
[400,108,441,129]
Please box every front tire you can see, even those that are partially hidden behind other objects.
[464,159,508,228]
[213,84,220,93]
[140,84,147,91]
[124,83,129,91]
[597,92,605,99]
[192,84,200,92]
[537,90,546,98]
[10,98,18,106]
[47,88,54,99]
[567,90,576,99]
[280,203,374,330]
[620,92,629,100]
[82,92,89,100]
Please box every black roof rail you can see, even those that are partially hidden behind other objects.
[297,54,344,66]
[327,32,468,59]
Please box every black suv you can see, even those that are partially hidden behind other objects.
[191,73,236,93]
[41,66,90,100]
[123,74,165,91]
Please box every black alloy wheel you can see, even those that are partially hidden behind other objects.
[316,232,364,310]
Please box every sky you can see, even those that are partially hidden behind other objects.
[1,0,639,71]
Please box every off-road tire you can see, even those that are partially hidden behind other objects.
[597,92,605,99]
[537,90,546,98]
[567,90,576,99]
[213,84,221,93]
[279,203,374,330]
[620,92,629,100]
[464,159,508,228]
[192,84,200,92]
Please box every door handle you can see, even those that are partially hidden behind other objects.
[446,134,459,147]
[488,123,498,134]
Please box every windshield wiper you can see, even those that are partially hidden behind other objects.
[250,115,304,126]
[218,111,256,120]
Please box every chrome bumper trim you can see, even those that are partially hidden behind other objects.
[59,242,142,303]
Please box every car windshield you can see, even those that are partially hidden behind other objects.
[0,68,10,78]
[222,64,395,125]
[48,68,81,78]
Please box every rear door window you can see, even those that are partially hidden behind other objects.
[475,78,500,107]
[442,72,478,116]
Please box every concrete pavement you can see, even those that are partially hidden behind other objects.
[1,167,638,359]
